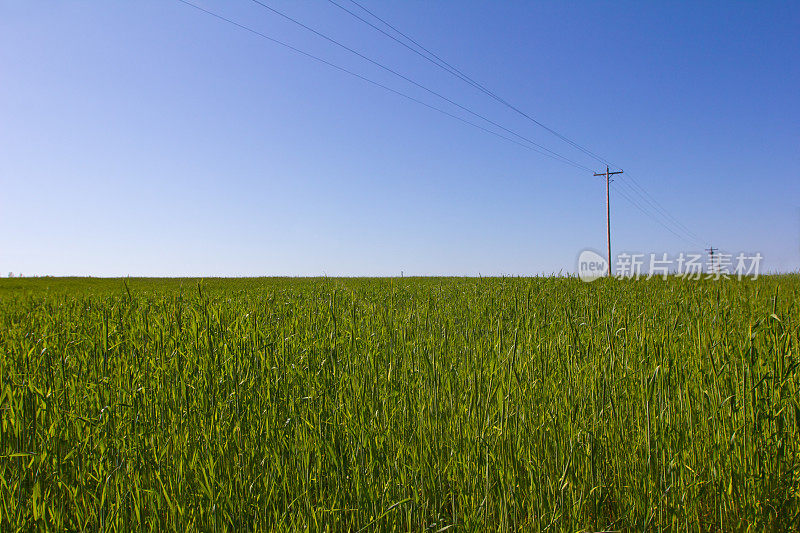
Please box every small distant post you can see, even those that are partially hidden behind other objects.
[706,246,718,275]
[594,165,624,276]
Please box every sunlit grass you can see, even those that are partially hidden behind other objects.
[1,275,798,530]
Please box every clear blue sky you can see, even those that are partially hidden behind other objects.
[1,1,798,276]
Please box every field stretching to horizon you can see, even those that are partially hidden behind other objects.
[1,276,799,531]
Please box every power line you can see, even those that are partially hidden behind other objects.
[612,174,704,246]
[174,0,592,171]
[246,0,594,171]
[620,172,707,245]
[340,0,617,169]
[181,0,711,251]
[614,175,706,246]
[614,187,698,247]
[616,176,704,246]
[326,0,487,98]
[612,183,704,248]
[339,0,710,246]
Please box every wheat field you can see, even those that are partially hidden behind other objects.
[1,276,798,530]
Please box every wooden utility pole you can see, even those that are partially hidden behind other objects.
[594,165,624,276]
[706,246,718,274]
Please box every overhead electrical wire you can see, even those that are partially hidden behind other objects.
[338,0,618,169]
[175,0,593,171]
[179,0,708,248]
[612,182,704,248]
[325,0,492,100]
[245,0,594,171]
[620,172,707,245]
[335,0,708,246]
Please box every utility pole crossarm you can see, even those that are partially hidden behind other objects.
[594,165,623,277]
[593,170,624,177]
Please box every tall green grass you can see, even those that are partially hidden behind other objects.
[1,276,798,530]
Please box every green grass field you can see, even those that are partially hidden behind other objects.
[1,276,799,530]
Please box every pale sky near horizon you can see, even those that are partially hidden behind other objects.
[1,1,798,276]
